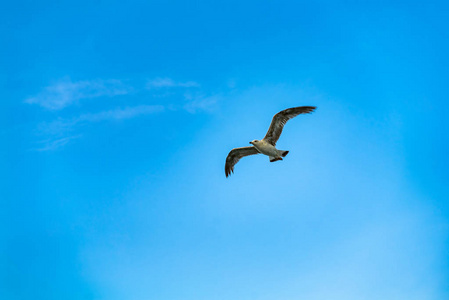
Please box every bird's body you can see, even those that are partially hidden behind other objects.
[249,140,288,162]
[225,106,316,177]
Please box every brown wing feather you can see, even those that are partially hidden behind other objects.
[225,146,260,177]
[263,106,316,146]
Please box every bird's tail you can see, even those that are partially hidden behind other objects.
[269,150,289,162]
[280,150,289,157]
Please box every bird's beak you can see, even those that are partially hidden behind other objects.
[249,142,252,144]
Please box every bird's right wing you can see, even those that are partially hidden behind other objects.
[225,146,260,177]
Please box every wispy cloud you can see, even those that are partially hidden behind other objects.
[35,135,82,151]
[78,104,165,122]
[146,77,199,89]
[25,78,132,110]
[39,105,165,135]
[37,105,164,150]
[183,95,219,113]
[27,76,219,150]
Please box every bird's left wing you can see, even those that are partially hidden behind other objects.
[263,106,316,146]
[225,146,260,177]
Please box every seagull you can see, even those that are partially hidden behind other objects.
[225,106,316,177]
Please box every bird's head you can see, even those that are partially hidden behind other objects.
[249,140,259,145]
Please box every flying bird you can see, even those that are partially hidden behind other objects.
[225,106,316,177]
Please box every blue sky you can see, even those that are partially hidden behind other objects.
[2,1,449,299]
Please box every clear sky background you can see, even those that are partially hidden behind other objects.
[2,1,449,299]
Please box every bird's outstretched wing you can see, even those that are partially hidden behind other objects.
[225,146,260,177]
[263,106,316,146]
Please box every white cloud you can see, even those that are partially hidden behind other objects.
[36,105,164,150]
[183,95,219,113]
[77,105,165,122]
[25,78,132,110]
[41,104,164,133]
[35,135,82,151]
[26,77,202,111]
[146,77,199,89]
[28,76,219,150]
